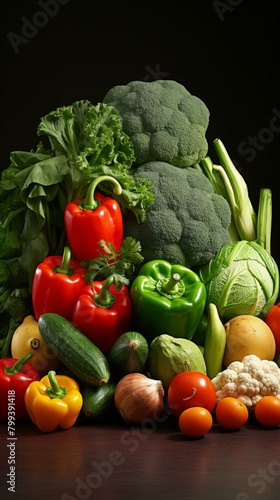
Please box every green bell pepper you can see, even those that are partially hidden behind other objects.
[130,260,206,342]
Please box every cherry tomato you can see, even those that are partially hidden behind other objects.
[167,371,217,418]
[179,407,213,438]
[264,304,280,356]
[215,397,249,430]
[254,396,280,427]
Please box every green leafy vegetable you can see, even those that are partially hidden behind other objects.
[197,138,278,322]
[199,240,279,322]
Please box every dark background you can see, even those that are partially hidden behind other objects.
[2,1,280,265]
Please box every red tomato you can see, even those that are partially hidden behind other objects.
[167,371,217,418]
[215,397,249,430]
[179,407,213,438]
[264,304,280,356]
[254,396,280,427]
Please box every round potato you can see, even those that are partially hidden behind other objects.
[223,315,276,367]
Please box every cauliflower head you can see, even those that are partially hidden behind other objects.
[123,161,231,268]
[212,354,280,411]
[103,80,210,168]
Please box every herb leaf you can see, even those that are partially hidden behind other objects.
[83,237,144,283]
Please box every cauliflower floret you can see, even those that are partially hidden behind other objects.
[221,382,239,398]
[242,354,261,365]
[226,361,244,375]
[261,359,280,376]
[246,378,261,397]
[212,369,238,390]
[237,373,260,397]
[259,374,279,396]
[251,394,263,407]
[213,354,280,411]
[215,390,224,404]
[237,373,253,395]
[242,356,265,380]
[237,395,254,409]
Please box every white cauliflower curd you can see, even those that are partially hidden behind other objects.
[212,354,280,410]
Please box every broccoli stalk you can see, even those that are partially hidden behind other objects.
[199,138,273,255]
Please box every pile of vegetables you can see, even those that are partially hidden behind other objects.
[1,79,280,436]
[0,100,153,357]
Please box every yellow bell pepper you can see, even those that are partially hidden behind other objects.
[24,370,83,432]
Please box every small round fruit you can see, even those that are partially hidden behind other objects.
[254,396,280,427]
[215,397,249,430]
[179,407,213,438]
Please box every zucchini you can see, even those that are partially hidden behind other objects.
[38,313,110,386]
[108,331,149,378]
[82,381,117,421]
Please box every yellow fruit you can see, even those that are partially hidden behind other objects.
[223,314,276,367]
[11,315,61,376]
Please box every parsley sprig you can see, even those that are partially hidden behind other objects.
[82,237,144,285]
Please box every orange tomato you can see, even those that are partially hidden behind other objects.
[215,397,249,430]
[178,407,213,438]
[254,396,280,427]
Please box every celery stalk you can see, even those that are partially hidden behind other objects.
[199,156,240,242]
[199,139,273,256]
[212,138,257,242]
[256,188,272,254]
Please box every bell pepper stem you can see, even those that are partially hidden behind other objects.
[45,371,67,399]
[83,175,123,211]
[4,352,33,375]
[94,274,117,308]
[54,246,73,275]
[162,273,181,295]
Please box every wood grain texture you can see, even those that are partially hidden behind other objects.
[1,415,280,500]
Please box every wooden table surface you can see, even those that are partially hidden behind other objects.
[1,412,280,500]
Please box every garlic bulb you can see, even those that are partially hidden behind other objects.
[114,372,165,424]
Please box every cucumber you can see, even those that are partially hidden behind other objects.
[82,381,117,421]
[38,313,110,386]
[108,331,149,378]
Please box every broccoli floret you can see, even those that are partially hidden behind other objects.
[103,80,210,168]
[123,162,232,268]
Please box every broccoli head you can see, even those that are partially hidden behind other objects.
[123,161,231,268]
[103,80,210,168]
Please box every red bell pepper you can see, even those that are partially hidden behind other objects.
[32,246,86,321]
[72,275,132,355]
[64,175,123,262]
[264,303,280,357]
[0,353,40,421]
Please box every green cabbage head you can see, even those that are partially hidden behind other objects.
[199,240,279,322]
